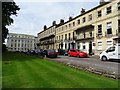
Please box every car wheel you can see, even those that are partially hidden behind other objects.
[102,56,107,61]
[77,55,80,58]
[68,54,71,57]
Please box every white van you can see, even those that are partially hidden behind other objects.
[100,44,120,61]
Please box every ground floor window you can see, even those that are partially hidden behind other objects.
[97,41,102,50]
[107,41,112,47]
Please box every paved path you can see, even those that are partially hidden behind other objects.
[49,55,119,76]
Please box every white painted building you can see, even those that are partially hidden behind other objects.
[6,33,36,52]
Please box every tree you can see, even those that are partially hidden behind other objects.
[2,1,20,51]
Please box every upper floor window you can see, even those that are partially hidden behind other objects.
[59,28,61,32]
[69,23,71,28]
[98,24,102,36]
[62,35,63,40]
[68,33,71,40]
[106,6,112,14]
[56,36,58,40]
[59,36,60,40]
[106,22,112,34]
[77,19,80,25]
[65,25,67,30]
[98,10,102,17]
[88,14,92,21]
[73,22,75,27]
[118,2,120,10]
[82,17,86,23]
[65,34,67,40]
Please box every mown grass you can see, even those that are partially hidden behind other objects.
[2,52,119,88]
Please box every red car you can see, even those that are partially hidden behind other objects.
[68,49,88,58]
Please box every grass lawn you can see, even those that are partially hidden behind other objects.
[2,52,119,88]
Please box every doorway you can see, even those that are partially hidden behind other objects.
[89,41,92,55]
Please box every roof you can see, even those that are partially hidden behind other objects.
[9,33,36,37]
[38,1,110,34]
[56,2,110,27]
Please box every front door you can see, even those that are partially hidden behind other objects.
[89,41,92,55]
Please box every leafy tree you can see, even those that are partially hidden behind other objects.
[2,1,20,51]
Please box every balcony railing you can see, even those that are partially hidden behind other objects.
[96,33,103,39]
[105,32,113,38]
[76,33,94,40]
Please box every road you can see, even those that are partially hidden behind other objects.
[49,55,119,76]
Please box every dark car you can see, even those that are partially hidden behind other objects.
[64,49,68,56]
[43,49,58,58]
[58,49,65,55]
[28,49,45,56]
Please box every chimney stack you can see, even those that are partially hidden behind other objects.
[44,25,47,30]
[52,21,56,26]
[69,16,72,20]
[99,0,105,5]
[60,19,64,24]
[81,8,85,14]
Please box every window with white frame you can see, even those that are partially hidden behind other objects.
[106,6,112,14]
[106,22,112,34]
[69,23,71,28]
[98,10,102,17]
[98,41,102,50]
[65,25,67,30]
[82,17,86,23]
[73,22,75,27]
[98,24,102,36]
[107,41,112,47]
[88,14,92,21]
[118,2,120,10]
[65,34,67,40]
[77,19,80,25]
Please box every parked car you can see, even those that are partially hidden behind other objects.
[100,43,120,61]
[58,49,65,55]
[68,49,88,58]
[28,49,45,56]
[64,49,69,56]
[43,49,58,58]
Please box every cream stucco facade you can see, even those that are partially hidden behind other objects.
[37,0,120,55]
[7,33,36,52]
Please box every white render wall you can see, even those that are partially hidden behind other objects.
[6,33,36,52]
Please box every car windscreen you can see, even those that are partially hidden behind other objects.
[76,50,83,52]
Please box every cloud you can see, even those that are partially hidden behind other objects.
[7,1,98,36]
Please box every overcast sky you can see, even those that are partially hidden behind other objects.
[7,0,108,36]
